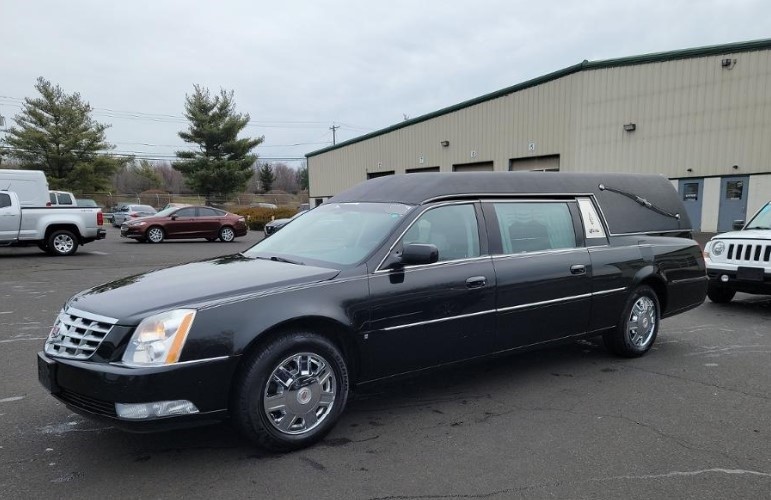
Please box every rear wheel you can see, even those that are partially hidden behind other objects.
[231,332,349,451]
[604,285,659,358]
[146,226,165,243]
[707,283,736,303]
[219,226,235,242]
[46,230,79,256]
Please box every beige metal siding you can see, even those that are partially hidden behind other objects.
[309,49,771,198]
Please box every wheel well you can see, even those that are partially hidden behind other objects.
[45,224,81,242]
[638,276,668,313]
[237,317,361,385]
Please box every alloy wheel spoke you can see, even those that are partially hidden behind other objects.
[273,367,295,388]
[318,391,335,406]
[264,392,288,413]
[277,414,298,433]
[303,410,319,428]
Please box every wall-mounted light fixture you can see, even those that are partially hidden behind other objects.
[686,168,693,173]
[732,164,739,170]
[623,123,636,132]
[440,140,450,147]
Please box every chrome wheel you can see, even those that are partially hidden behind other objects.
[219,226,235,242]
[147,227,164,243]
[627,296,656,348]
[263,353,336,436]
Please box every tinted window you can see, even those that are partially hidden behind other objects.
[57,193,74,205]
[403,204,480,262]
[132,205,156,213]
[175,208,197,217]
[198,207,221,217]
[682,183,699,201]
[493,202,576,253]
[0,193,11,208]
[725,181,744,200]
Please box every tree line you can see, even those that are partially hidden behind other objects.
[0,77,310,200]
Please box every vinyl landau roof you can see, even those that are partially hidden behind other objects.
[330,172,692,234]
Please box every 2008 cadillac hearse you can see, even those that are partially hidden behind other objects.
[38,172,707,450]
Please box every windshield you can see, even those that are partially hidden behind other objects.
[745,203,771,230]
[244,202,413,266]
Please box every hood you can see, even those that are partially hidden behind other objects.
[711,229,771,240]
[68,254,340,324]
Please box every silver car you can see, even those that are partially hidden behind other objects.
[112,204,157,227]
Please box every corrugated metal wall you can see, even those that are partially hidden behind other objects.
[309,49,771,198]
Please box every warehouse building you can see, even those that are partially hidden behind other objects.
[306,39,771,233]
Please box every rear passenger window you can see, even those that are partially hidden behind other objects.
[403,204,480,262]
[492,202,576,253]
[0,193,11,208]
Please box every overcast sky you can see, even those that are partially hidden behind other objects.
[1,0,768,167]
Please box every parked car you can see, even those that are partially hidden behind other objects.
[703,200,771,302]
[37,173,706,451]
[112,204,157,227]
[120,205,248,243]
[1,188,105,256]
[0,169,49,207]
[76,198,99,208]
[250,202,278,209]
[264,210,307,237]
[160,202,190,211]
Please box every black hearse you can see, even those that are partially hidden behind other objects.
[38,172,707,450]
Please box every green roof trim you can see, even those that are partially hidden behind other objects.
[307,38,771,158]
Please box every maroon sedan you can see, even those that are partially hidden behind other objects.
[120,205,248,243]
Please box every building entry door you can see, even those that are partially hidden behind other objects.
[718,176,749,232]
[678,178,703,231]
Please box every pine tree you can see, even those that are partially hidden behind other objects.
[296,164,309,191]
[173,85,263,202]
[0,77,124,191]
[258,162,275,192]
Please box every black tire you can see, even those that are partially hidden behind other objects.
[219,226,236,242]
[603,285,660,358]
[707,283,736,304]
[231,332,349,452]
[46,229,79,256]
[145,226,165,243]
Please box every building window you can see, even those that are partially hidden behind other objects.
[725,181,744,200]
[367,171,395,179]
[406,166,440,173]
[452,161,493,172]
[682,183,699,201]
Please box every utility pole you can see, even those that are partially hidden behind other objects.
[330,123,340,145]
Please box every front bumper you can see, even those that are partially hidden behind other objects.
[706,261,771,294]
[120,225,144,239]
[37,351,240,431]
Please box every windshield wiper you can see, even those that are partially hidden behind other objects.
[598,184,681,220]
[250,255,305,265]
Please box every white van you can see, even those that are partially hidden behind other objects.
[0,169,50,207]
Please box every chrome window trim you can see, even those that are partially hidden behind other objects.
[374,256,493,275]
[491,247,586,261]
[375,201,485,272]
[423,192,595,204]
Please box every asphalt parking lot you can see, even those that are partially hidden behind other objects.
[1,227,769,499]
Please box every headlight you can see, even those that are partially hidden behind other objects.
[129,221,147,227]
[712,241,725,256]
[122,309,196,367]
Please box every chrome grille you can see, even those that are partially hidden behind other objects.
[44,308,116,360]
[726,242,771,264]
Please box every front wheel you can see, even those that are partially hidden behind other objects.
[46,230,79,256]
[146,226,165,243]
[219,226,235,242]
[604,285,660,358]
[707,283,736,303]
[231,332,349,451]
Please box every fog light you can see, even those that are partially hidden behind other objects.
[115,400,199,420]
[720,275,729,283]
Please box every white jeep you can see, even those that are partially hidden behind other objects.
[703,201,771,302]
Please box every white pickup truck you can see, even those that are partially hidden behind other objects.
[703,201,771,302]
[0,190,106,256]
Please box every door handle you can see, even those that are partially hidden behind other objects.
[570,265,586,275]
[466,276,487,289]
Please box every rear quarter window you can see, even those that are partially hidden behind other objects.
[492,202,576,253]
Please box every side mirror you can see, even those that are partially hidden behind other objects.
[732,220,745,231]
[401,243,439,266]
